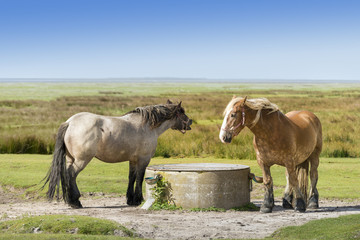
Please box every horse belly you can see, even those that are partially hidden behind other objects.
[95,136,157,163]
[253,137,288,167]
[95,139,135,163]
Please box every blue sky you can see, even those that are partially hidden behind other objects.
[0,0,359,80]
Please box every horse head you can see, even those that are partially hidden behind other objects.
[219,96,248,143]
[167,100,192,134]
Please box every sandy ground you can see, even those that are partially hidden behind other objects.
[1,187,360,239]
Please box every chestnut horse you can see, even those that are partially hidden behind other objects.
[219,97,322,213]
[43,100,192,208]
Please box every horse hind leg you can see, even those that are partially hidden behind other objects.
[66,154,91,208]
[282,169,294,209]
[287,165,308,213]
[307,152,320,209]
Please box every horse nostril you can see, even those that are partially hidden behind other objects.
[224,136,232,143]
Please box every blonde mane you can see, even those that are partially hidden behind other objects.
[224,97,279,127]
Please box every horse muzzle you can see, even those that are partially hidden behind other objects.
[222,135,232,143]
[186,119,193,130]
[219,129,232,143]
[179,119,192,134]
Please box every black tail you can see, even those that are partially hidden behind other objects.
[42,122,70,203]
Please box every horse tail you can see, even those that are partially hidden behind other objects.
[296,159,309,203]
[42,122,70,203]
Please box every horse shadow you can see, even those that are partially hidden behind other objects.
[253,200,360,213]
[82,205,133,210]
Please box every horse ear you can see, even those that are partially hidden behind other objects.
[167,99,173,104]
[241,96,248,106]
[177,101,182,108]
[232,95,237,99]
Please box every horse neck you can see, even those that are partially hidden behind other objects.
[247,109,284,138]
[153,119,175,136]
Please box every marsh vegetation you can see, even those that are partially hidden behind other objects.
[0,83,359,158]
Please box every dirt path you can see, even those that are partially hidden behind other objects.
[1,189,360,239]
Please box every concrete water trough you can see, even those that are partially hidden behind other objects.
[144,163,252,209]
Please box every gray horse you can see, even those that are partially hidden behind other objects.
[43,100,192,208]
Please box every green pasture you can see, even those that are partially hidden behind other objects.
[0,154,359,200]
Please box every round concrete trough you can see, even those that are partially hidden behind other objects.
[145,163,251,209]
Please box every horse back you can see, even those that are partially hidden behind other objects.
[286,110,322,152]
[286,111,321,132]
[65,112,157,163]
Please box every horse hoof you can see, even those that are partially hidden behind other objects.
[282,198,293,209]
[307,201,319,209]
[295,207,306,213]
[69,201,83,209]
[260,206,273,213]
[127,199,142,206]
[295,198,306,212]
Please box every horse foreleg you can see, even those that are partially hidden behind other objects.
[287,167,306,212]
[126,162,137,205]
[259,163,274,213]
[282,169,294,209]
[308,154,320,209]
[133,167,146,206]
[132,159,151,206]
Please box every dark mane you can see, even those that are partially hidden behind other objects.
[126,104,177,128]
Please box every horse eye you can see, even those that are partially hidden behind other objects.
[231,113,236,118]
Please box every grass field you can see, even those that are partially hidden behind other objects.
[1,82,360,159]
[0,154,359,240]
[0,154,359,200]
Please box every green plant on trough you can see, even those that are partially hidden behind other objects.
[149,176,181,210]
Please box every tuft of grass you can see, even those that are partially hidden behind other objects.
[190,207,226,212]
[0,215,135,237]
[231,202,260,211]
[0,234,137,240]
[149,203,182,211]
[0,136,52,154]
[268,214,360,240]
[189,202,259,212]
